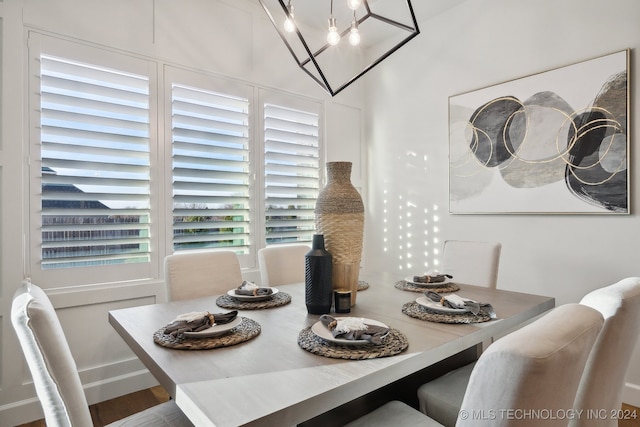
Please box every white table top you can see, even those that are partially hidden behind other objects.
[108,277,554,426]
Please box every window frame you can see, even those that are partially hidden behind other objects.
[259,88,323,246]
[27,32,161,287]
[163,65,257,269]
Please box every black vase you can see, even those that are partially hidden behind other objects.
[305,234,333,314]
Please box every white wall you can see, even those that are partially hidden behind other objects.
[360,0,640,406]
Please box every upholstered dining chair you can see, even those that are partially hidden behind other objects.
[569,277,640,427]
[441,240,502,288]
[345,303,604,427]
[413,240,503,419]
[164,249,242,301]
[11,281,193,427]
[417,276,640,427]
[257,243,310,286]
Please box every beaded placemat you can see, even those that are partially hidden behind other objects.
[153,317,260,350]
[357,280,369,291]
[297,327,408,360]
[394,280,460,294]
[401,301,491,324]
[215,292,292,310]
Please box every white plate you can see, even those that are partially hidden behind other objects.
[404,276,450,287]
[311,317,389,345]
[416,296,468,313]
[227,287,278,302]
[183,316,242,338]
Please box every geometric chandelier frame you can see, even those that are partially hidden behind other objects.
[258,0,420,96]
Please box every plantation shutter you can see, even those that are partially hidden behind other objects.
[264,101,320,244]
[39,55,151,269]
[171,84,251,253]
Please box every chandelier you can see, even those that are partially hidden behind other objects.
[258,0,420,96]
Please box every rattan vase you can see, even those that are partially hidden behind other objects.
[315,162,364,306]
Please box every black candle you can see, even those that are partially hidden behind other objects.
[334,289,351,313]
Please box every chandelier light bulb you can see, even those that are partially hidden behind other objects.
[349,21,360,46]
[284,2,295,32]
[327,17,340,45]
[347,0,362,10]
[349,28,360,46]
[284,15,295,33]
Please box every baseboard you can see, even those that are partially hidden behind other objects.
[622,382,640,408]
[0,370,159,427]
[0,397,45,427]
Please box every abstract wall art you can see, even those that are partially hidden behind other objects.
[449,50,629,214]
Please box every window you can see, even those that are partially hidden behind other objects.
[263,98,320,244]
[29,36,323,285]
[170,83,251,253]
[39,54,151,270]
[166,70,322,264]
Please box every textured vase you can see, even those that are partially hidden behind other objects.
[305,234,333,314]
[315,161,364,306]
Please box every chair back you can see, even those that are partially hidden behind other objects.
[441,240,502,288]
[570,277,640,427]
[458,303,604,427]
[11,281,94,427]
[165,250,242,301]
[258,244,310,286]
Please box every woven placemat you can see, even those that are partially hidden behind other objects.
[394,280,460,294]
[153,317,260,350]
[401,301,491,324]
[215,292,292,310]
[297,327,408,359]
[357,280,369,291]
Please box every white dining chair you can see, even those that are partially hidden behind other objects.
[413,240,502,421]
[569,277,640,427]
[257,243,310,286]
[345,303,604,427]
[11,281,193,427]
[441,240,502,288]
[164,249,242,301]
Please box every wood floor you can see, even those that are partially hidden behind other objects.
[620,403,640,427]
[16,387,640,426]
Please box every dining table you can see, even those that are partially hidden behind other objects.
[108,273,555,427]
